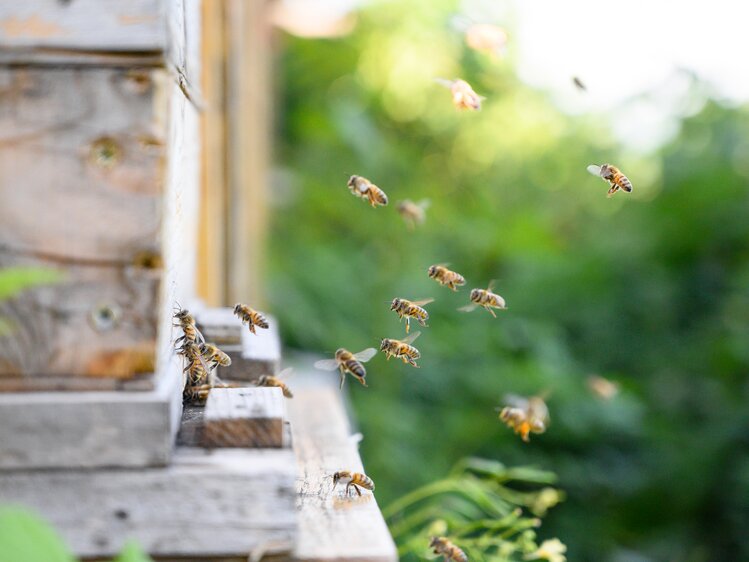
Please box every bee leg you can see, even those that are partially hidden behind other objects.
[405,319,410,333]
[354,485,362,497]
[485,306,497,318]
[345,483,351,496]
[339,370,346,390]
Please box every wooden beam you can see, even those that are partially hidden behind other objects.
[203,387,286,448]
[0,447,297,559]
[225,0,271,306]
[286,372,398,562]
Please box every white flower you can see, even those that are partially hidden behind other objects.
[525,538,567,562]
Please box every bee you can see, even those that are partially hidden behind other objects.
[397,199,430,229]
[389,297,433,334]
[332,471,375,497]
[255,367,294,398]
[379,331,421,367]
[587,163,632,198]
[233,303,269,335]
[435,78,484,111]
[173,305,203,349]
[573,76,587,91]
[183,345,209,387]
[314,347,377,389]
[459,280,506,317]
[497,395,549,442]
[428,264,466,291]
[430,536,468,562]
[199,342,232,369]
[465,22,507,57]
[347,175,389,208]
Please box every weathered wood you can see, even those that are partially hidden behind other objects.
[0,0,167,54]
[195,307,281,380]
[0,66,167,383]
[287,372,398,562]
[0,354,182,470]
[203,387,285,448]
[0,447,297,559]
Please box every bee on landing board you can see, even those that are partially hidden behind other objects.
[233,303,269,335]
[428,264,466,291]
[397,199,430,229]
[389,297,433,334]
[314,347,377,389]
[430,536,468,562]
[435,78,484,111]
[199,342,232,369]
[255,367,294,398]
[587,164,632,198]
[497,395,549,442]
[380,331,421,367]
[459,280,506,317]
[347,175,389,208]
[332,471,375,497]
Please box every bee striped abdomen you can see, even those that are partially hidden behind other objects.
[352,472,375,491]
[615,172,632,192]
[344,359,366,381]
[407,305,429,325]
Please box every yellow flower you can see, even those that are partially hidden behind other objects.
[524,538,567,562]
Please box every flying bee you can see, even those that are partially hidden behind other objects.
[434,78,484,111]
[379,331,421,367]
[389,297,433,333]
[459,280,506,317]
[430,536,468,562]
[314,347,377,389]
[497,395,549,442]
[397,199,430,229]
[233,303,269,335]
[573,76,587,91]
[173,305,203,349]
[255,367,294,398]
[587,163,633,198]
[347,175,389,208]
[428,264,466,291]
[332,471,375,497]
[587,375,619,400]
[199,342,232,369]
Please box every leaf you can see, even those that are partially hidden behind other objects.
[0,268,63,302]
[0,506,75,562]
[112,542,154,562]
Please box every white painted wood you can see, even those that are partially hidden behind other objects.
[203,387,286,448]
[0,0,167,53]
[287,372,398,562]
[0,447,297,559]
[0,354,182,470]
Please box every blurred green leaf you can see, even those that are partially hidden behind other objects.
[112,542,153,562]
[0,507,75,562]
[0,268,62,302]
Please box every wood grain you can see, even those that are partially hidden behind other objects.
[287,373,398,562]
[0,447,297,558]
[203,387,286,448]
[0,0,166,53]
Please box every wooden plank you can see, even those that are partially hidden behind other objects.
[287,372,398,562]
[0,1,167,54]
[225,0,271,305]
[203,387,285,448]
[197,0,228,306]
[0,66,167,383]
[0,354,182,470]
[0,447,297,559]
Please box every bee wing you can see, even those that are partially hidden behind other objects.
[402,331,421,345]
[587,164,603,177]
[487,279,497,292]
[433,77,454,89]
[314,358,339,371]
[410,298,434,306]
[277,367,295,380]
[528,397,550,425]
[353,348,377,363]
[458,303,478,313]
[502,393,530,409]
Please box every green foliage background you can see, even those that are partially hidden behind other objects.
[268,1,749,560]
